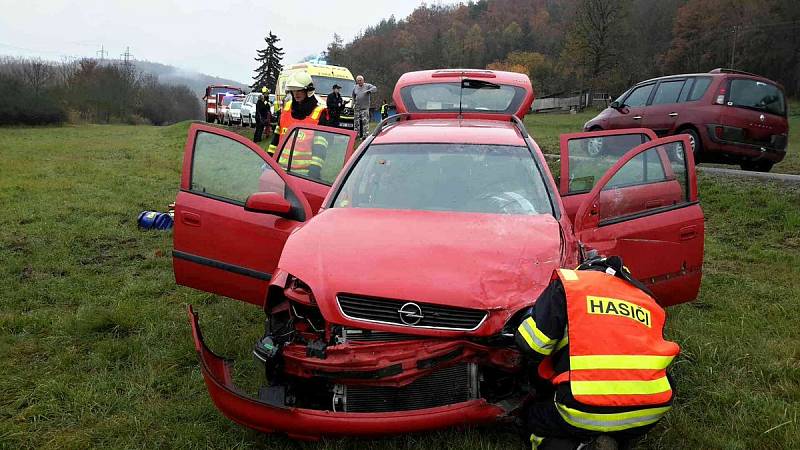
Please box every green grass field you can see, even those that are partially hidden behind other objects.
[0,119,798,449]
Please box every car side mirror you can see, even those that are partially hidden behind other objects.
[245,192,292,216]
[610,101,622,109]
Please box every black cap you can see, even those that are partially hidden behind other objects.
[332,84,341,89]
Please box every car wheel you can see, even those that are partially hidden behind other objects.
[680,128,702,163]
[740,161,774,172]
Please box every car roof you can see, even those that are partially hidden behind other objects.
[637,68,782,88]
[371,118,526,146]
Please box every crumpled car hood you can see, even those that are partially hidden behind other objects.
[278,208,562,325]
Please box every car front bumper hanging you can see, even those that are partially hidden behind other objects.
[187,306,504,440]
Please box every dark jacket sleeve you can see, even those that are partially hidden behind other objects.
[514,280,567,360]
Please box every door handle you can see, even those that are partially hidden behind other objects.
[632,115,642,120]
[181,212,201,227]
[669,112,679,117]
[679,225,697,241]
[645,199,663,209]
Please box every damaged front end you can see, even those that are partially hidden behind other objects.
[188,276,531,439]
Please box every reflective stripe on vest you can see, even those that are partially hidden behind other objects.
[517,317,556,356]
[555,402,671,433]
[557,269,679,408]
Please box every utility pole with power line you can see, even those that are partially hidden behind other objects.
[121,46,134,66]
[96,44,107,61]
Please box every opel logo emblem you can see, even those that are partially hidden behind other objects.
[760,114,765,122]
[398,302,424,325]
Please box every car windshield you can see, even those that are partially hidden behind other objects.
[231,102,242,109]
[312,76,355,97]
[728,79,786,116]
[222,96,236,106]
[332,143,553,215]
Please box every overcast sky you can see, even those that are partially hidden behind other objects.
[0,0,462,83]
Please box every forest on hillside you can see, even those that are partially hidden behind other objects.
[326,0,800,103]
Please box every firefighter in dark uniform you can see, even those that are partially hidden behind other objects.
[253,87,272,143]
[326,84,345,128]
[515,256,680,450]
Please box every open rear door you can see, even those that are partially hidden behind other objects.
[572,135,704,306]
[173,124,312,306]
[558,128,657,224]
[275,123,357,213]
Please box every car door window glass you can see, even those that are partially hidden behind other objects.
[605,149,666,189]
[678,78,695,102]
[566,134,650,194]
[191,131,285,204]
[598,144,687,223]
[664,142,690,202]
[651,80,685,105]
[278,128,350,185]
[624,84,654,107]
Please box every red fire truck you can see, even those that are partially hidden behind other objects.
[203,85,245,123]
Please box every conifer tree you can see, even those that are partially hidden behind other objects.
[252,31,284,91]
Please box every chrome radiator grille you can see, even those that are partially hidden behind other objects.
[337,294,487,331]
[341,363,477,412]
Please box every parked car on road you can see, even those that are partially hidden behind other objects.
[175,69,704,438]
[584,69,788,172]
[240,93,260,128]
[217,94,244,125]
[222,101,243,126]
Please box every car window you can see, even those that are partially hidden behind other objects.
[728,79,786,116]
[277,128,350,185]
[191,131,284,204]
[651,80,685,105]
[565,134,651,194]
[598,143,687,222]
[624,84,654,107]
[399,82,528,114]
[605,148,666,189]
[332,143,553,215]
[687,77,711,101]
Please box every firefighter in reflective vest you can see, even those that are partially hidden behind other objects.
[515,256,679,450]
[268,72,328,179]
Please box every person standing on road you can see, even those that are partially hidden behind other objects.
[268,72,329,180]
[253,90,272,143]
[352,75,376,139]
[514,256,679,450]
[327,84,345,128]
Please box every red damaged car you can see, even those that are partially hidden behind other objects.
[174,69,704,439]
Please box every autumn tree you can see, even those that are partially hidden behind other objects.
[562,0,630,91]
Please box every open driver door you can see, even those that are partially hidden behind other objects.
[172,124,313,306]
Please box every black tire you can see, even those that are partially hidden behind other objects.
[679,128,702,163]
[740,161,774,172]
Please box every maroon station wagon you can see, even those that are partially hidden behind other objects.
[584,69,789,172]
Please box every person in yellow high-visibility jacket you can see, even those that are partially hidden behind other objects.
[268,72,329,180]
